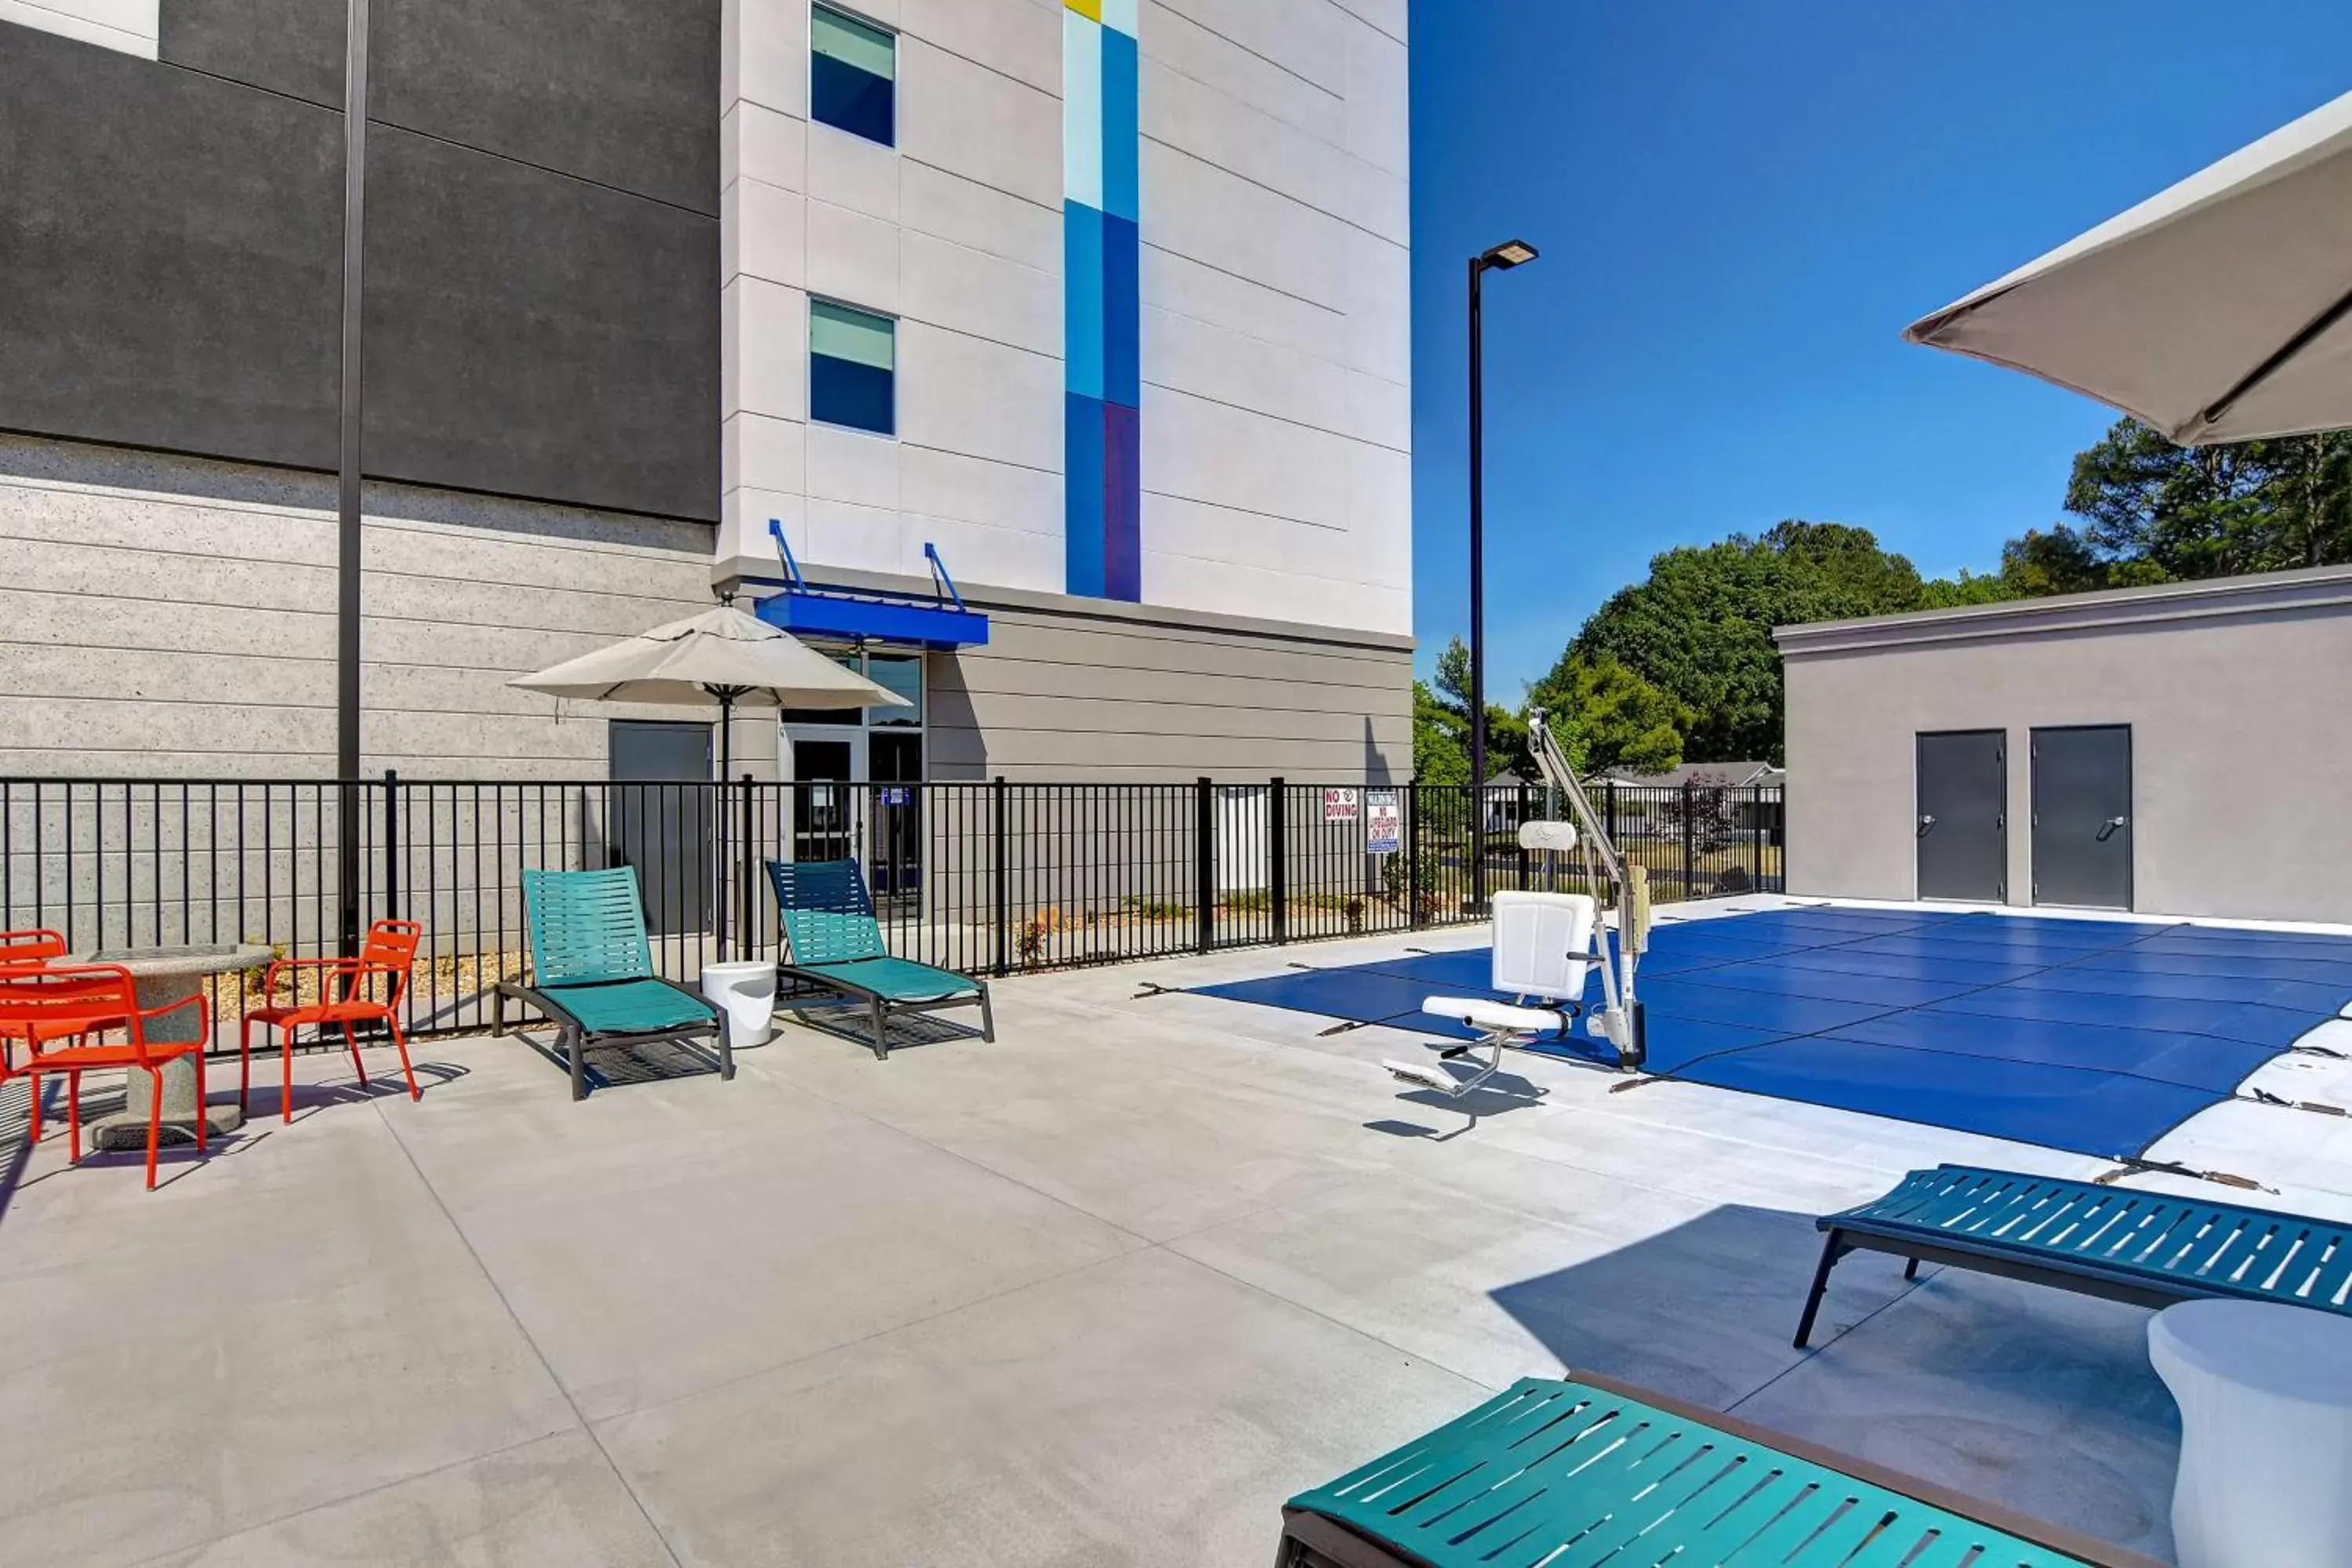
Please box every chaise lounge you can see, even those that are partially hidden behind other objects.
[766,858,993,1060]
[1279,1373,2162,1567]
[493,866,732,1099]
[1795,1163,2352,1348]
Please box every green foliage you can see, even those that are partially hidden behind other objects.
[1508,417,2349,781]
[2058,419,2352,583]
[1414,637,1531,784]
[1569,522,1922,764]
[1527,654,1680,775]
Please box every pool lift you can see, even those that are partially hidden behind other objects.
[1383,710,1651,1097]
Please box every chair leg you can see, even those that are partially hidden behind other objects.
[1903,1256,1921,1283]
[978,984,996,1044]
[387,1012,420,1102]
[868,996,889,1062]
[27,1067,41,1144]
[342,1022,370,1088]
[68,1069,82,1165]
[1792,1230,1849,1349]
[281,1022,297,1122]
[238,1014,253,1116]
[144,1065,163,1190]
[716,1023,736,1083]
[568,1027,586,1102]
[194,1050,208,1154]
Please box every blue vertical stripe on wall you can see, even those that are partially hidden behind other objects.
[1064,1,1140,603]
[1065,202,1105,403]
[1065,392,1108,597]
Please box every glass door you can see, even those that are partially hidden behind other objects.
[782,728,866,865]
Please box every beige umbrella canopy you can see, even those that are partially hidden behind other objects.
[510,601,906,957]
[509,602,906,717]
[1907,90,2352,445]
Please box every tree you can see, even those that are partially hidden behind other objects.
[1410,679,1469,786]
[1527,653,1684,775]
[2052,417,2352,584]
[1428,636,1531,781]
[1568,522,1918,764]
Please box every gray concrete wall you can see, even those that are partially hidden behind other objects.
[925,593,1412,782]
[1777,568,2352,922]
[0,434,712,778]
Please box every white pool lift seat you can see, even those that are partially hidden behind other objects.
[1387,887,1598,1098]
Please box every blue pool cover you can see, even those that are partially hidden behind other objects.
[1192,908,2352,1159]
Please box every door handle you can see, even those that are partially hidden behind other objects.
[2096,815,2129,843]
[1916,814,1936,837]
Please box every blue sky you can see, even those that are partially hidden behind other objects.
[1408,1,2352,694]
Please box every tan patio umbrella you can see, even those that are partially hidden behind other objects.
[509,601,907,955]
[1907,89,2352,444]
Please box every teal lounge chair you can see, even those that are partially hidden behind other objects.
[766,858,993,1060]
[1795,1163,2352,1348]
[1279,1374,2161,1568]
[492,866,731,1099]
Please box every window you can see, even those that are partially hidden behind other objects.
[809,299,896,436]
[811,5,895,147]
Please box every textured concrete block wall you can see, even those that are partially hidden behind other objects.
[721,0,1413,636]
[0,436,711,777]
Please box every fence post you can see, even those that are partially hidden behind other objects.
[381,768,400,920]
[1515,780,1530,894]
[739,772,757,959]
[992,775,1009,977]
[1405,780,1423,931]
[1681,779,1695,901]
[1195,776,1214,954]
[1268,778,1287,944]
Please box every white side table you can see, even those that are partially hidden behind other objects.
[2148,1298,2352,1568]
[699,960,777,1051]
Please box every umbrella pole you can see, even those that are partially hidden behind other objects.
[717,691,734,961]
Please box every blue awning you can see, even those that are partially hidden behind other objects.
[747,525,989,650]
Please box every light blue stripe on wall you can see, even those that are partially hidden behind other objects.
[1062,9,1103,212]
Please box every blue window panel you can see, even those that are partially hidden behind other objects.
[1064,202,1105,402]
[1101,27,1140,222]
[1065,392,1107,597]
[813,56,894,145]
[1102,212,1140,408]
[811,354,895,435]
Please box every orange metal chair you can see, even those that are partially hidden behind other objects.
[0,927,67,1086]
[239,920,423,1121]
[0,964,210,1189]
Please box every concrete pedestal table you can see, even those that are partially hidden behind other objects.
[67,944,272,1152]
[2148,1298,2352,1568]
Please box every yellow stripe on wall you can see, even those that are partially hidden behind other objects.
[1065,0,1102,19]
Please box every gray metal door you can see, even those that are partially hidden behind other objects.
[609,720,713,935]
[1916,731,2006,902]
[2032,725,2132,909]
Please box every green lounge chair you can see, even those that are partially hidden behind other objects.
[1279,1374,2163,1568]
[1795,1163,2352,1348]
[766,858,993,1060]
[492,866,731,1100]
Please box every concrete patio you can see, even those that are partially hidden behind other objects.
[7,901,2351,1566]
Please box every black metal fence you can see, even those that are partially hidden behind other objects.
[0,776,1782,1044]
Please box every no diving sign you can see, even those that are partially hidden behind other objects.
[1323,788,1361,823]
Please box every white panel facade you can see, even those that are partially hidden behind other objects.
[0,0,158,60]
[720,0,1412,636]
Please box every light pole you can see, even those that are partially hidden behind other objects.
[1468,238,1537,912]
